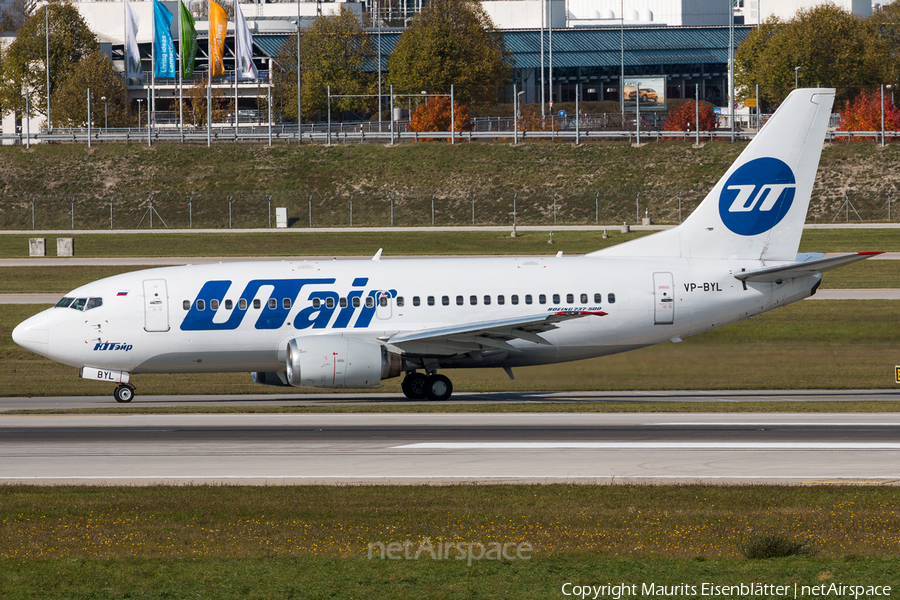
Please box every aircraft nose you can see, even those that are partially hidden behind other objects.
[12,312,50,357]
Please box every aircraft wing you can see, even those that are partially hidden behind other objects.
[734,252,881,283]
[387,311,606,355]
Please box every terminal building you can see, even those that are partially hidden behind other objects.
[0,0,874,132]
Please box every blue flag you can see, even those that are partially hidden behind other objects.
[153,0,176,78]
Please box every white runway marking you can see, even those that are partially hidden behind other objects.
[396,442,900,450]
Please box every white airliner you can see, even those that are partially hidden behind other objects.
[13,88,878,403]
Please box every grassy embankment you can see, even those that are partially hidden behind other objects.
[1,141,900,228]
[1,485,898,598]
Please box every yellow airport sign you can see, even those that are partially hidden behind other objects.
[745,98,757,108]
[896,366,900,384]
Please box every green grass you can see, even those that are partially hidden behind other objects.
[0,485,898,598]
[3,299,899,399]
[2,229,899,259]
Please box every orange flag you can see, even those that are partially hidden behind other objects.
[209,0,228,76]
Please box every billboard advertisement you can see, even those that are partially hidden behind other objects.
[623,77,666,110]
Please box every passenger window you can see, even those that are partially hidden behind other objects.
[70,298,87,311]
[326,298,335,309]
[442,295,449,306]
[483,295,491,305]
[225,300,233,310]
[497,295,505,305]
[594,293,602,304]
[86,298,103,311]
[253,299,261,309]
[55,297,74,308]
[456,295,464,306]
[268,298,277,310]
[283,298,292,310]
[379,296,388,307]
[566,294,574,304]
[197,299,205,311]
[340,297,348,308]
[366,297,375,308]
[608,293,616,304]
[239,299,248,310]
[353,297,361,308]
[413,296,421,306]
[470,295,477,305]
[211,299,219,310]
[525,294,533,305]
[397,297,405,307]
[511,295,519,305]
[538,294,546,305]
[553,294,561,304]
[312,298,321,309]
[427,296,435,306]
[581,293,588,304]
[183,300,190,310]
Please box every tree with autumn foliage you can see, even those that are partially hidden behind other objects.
[663,101,718,132]
[837,90,900,137]
[407,96,471,135]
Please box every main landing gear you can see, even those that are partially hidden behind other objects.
[401,371,453,401]
[113,383,135,403]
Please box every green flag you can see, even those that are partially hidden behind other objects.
[179,0,197,78]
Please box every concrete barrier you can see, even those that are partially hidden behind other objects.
[29,238,46,257]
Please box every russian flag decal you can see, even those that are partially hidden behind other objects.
[117,291,128,297]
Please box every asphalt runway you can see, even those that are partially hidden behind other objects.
[3,389,900,412]
[2,406,899,486]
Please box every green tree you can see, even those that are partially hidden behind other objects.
[387,0,512,107]
[0,0,28,32]
[734,5,878,107]
[0,1,98,123]
[297,7,372,120]
[271,31,301,122]
[51,50,129,128]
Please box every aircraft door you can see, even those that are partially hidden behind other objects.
[143,279,170,332]
[375,291,392,320]
[653,272,675,325]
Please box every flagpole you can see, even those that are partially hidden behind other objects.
[151,0,156,122]
[178,0,183,128]
[234,0,238,129]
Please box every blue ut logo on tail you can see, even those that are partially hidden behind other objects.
[718,157,796,236]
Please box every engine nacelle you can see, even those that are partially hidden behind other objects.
[285,336,402,389]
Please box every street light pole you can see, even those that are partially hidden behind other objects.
[101,96,108,132]
[45,2,51,130]
[137,98,142,128]
[794,66,801,89]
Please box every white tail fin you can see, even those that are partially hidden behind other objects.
[591,88,835,261]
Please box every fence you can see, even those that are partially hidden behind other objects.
[2,188,896,231]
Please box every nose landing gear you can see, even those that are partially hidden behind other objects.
[113,383,135,403]
[401,371,453,401]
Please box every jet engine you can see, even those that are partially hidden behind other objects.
[285,336,402,389]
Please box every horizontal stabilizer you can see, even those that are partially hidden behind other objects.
[734,252,881,283]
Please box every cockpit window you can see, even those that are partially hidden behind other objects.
[70,298,87,311]
[55,297,74,308]
[85,298,103,311]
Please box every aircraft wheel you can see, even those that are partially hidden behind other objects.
[425,374,453,401]
[114,384,134,403]
[401,373,428,400]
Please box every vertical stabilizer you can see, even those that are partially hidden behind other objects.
[591,88,835,261]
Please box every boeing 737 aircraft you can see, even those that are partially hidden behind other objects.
[13,88,878,402]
